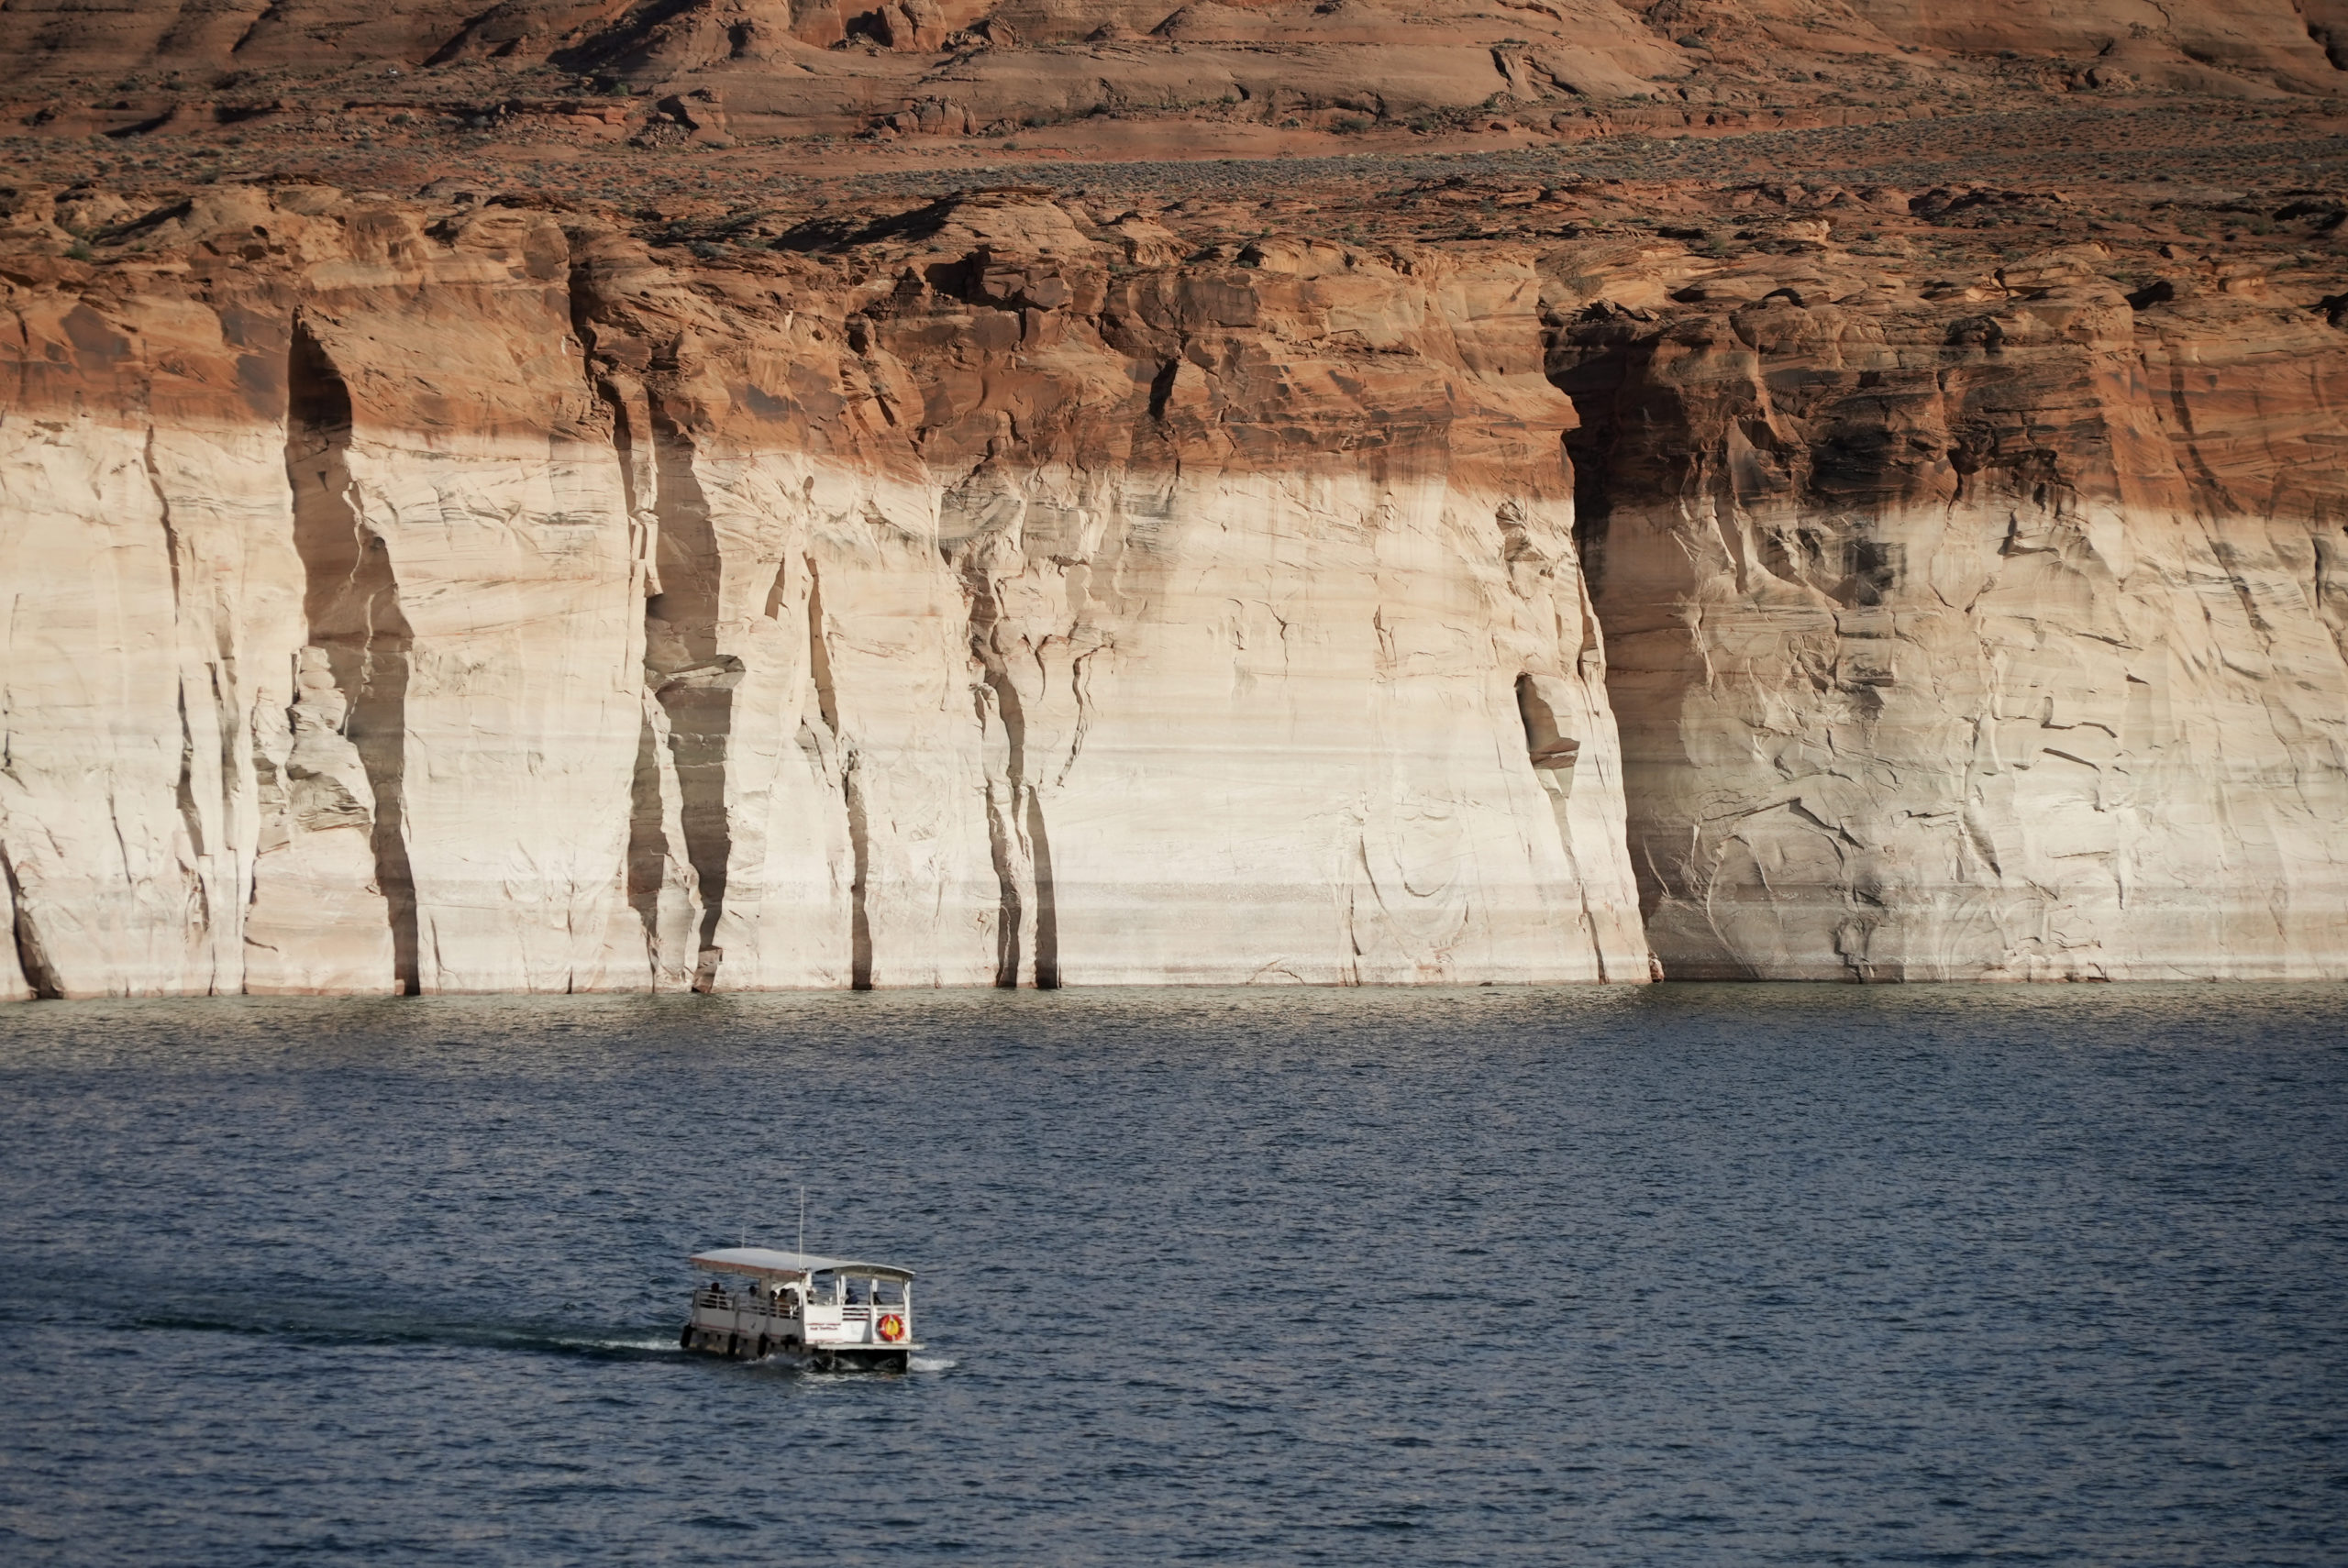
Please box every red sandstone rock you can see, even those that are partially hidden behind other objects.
[2,1,2343,994]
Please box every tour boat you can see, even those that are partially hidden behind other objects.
[679,1246,918,1372]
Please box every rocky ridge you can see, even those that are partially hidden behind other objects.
[8,0,2347,158]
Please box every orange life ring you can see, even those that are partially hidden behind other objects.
[876,1313,907,1343]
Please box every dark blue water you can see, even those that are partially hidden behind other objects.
[2,986,2344,1565]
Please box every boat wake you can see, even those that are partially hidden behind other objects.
[125,1309,688,1362]
[120,1307,946,1373]
[551,1334,685,1355]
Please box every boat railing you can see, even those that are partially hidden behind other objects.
[693,1286,906,1324]
[694,1287,815,1319]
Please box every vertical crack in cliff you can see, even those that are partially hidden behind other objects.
[170,686,212,933]
[805,559,872,989]
[974,680,1027,988]
[0,841,60,999]
[960,539,1058,989]
[1027,777,1059,990]
[599,372,692,977]
[286,320,421,995]
[623,698,663,945]
[141,431,217,951]
[643,416,734,974]
[140,428,185,607]
[973,668,1058,989]
[1057,646,1101,790]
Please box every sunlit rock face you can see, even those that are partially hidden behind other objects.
[0,189,1649,996]
[9,186,2343,998]
[1550,245,2348,979]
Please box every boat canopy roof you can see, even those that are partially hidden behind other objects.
[691,1246,914,1282]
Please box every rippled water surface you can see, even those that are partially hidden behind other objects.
[3,985,2344,1564]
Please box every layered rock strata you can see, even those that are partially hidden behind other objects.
[7,182,2345,997]
[1,188,1648,996]
[1549,242,2348,978]
[9,0,2344,147]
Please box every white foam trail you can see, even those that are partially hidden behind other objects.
[909,1355,957,1372]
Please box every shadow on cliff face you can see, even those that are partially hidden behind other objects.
[639,414,737,978]
[285,321,421,994]
[1542,295,1955,963]
[956,540,1060,993]
[1548,298,1943,611]
[1545,303,1656,604]
[2,846,61,999]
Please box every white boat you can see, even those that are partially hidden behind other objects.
[679,1247,919,1372]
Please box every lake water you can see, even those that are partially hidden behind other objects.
[2,985,2343,1565]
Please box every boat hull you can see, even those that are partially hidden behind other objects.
[679,1320,915,1372]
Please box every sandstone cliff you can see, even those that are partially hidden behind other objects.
[6,165,2345,997]
[1549,237,2348,978]
[1,186,1648,997]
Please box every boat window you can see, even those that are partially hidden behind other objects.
[806,1274,838,1306]
[872,1279,906,1306]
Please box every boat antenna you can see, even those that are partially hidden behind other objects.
[798,1185,806,1261]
